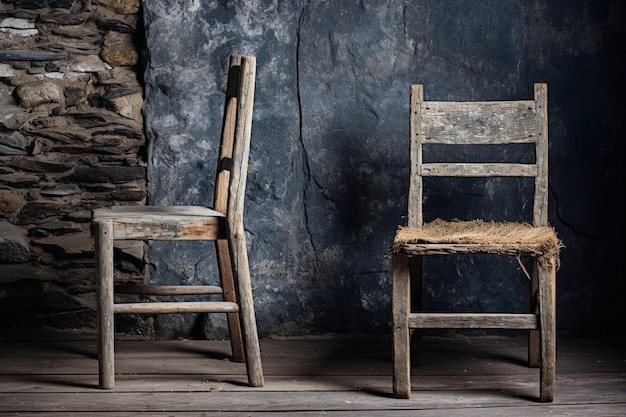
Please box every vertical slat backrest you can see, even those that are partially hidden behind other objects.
[214,55,256,223]
[407,84,423,228]
[533,83,549,226]
[226,55,256,228]
[214,55,242,214]
[408,83,549,228]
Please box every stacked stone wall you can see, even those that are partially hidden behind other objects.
[0,0,145,330]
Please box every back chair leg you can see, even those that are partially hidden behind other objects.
[392,254,411,399]
[529,260,541,368]
[231,236,264,387]
[215,239,245,363]
[409,256,423,367]
[95,219,115,390]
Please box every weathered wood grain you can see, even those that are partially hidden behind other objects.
[420,100,537,144]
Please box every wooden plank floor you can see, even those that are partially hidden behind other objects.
[1,329,624,416]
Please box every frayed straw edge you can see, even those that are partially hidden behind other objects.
[393,219,563,270]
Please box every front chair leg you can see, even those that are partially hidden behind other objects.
[95,219,115,390]
[392,254,411,399]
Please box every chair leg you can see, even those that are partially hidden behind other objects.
[95,219,115,390]
[392,254,411,399]
[215,240,245,362]
[529,260,541,367]
[409,256,423,367]
[538,260,557,402]
[230,231,264,387]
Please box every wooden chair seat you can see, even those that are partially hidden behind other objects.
[95,205,224,217]
[93,206,226,240]
[393,219,561,261]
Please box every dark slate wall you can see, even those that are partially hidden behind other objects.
[142,0,625,338]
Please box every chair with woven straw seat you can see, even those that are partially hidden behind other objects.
[391,83,560,401]
[92,54,263,389]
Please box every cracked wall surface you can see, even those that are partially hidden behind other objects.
[142,0,625,337]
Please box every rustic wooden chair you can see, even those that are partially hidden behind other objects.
[391,83,560,401]
[92,55,263,389]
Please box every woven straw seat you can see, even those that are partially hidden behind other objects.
[393,219,561,265]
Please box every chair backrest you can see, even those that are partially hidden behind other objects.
[408,83,549,229]
[214,55,256,226]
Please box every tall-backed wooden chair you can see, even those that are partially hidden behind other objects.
[391,83,560,401]
[92,55,263,389]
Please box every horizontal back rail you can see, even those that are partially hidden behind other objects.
[420,100,537,144]
[421,162,537,177]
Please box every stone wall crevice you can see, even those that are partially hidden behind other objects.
[295,0,318,267]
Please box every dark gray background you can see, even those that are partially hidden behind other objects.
[142,0,625,338]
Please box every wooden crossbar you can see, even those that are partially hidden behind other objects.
[115,285,224,296]
[409,313,538,329]
[113,301,239,314]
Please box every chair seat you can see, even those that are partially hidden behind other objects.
[93,206,226,240]
[393,219,561,263]
[93,205,224,221]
